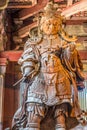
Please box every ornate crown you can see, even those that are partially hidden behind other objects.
[39,2,65,26]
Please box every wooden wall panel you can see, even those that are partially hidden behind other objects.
[3,62,20,129]
[3,85,20,129]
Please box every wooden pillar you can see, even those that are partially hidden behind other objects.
[0,58,7,130]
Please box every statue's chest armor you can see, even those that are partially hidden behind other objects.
[37,38,62,73]
[38,38,61,55]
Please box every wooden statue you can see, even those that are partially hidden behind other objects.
[12,2,85,130]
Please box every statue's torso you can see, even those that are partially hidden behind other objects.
[26,36,72,106]
[37,37,62,73]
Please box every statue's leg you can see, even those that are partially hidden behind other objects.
[24,103,45,130]
[54,105,66,130]
[55,114,66,130]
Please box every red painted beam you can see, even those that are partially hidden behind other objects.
[0,50,87,62]
[66,19,87,25]
[0,51,23,62]
[17,0,49,20]
[79,50,87,60]
[0,58,7,65]
[77,37,87,42]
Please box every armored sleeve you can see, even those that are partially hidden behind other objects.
[18,40,39,77]
[62,41,85,81]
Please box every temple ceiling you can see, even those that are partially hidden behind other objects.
[0,0,87,56]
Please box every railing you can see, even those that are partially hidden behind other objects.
[78,81,87,112]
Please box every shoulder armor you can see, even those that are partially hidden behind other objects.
[24,36,42,50]
[26,36,42,45]
[59,29,77,42]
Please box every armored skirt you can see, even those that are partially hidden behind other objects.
[26,54,72,107]
[21,54,79,125]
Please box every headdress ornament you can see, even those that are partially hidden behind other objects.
[40,1,65,25]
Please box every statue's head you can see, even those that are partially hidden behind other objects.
[40,2,64,35]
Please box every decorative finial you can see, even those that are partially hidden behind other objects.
[40,2,64,25]
[43,2,59,18]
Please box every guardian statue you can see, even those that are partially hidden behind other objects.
[12,2,85,130]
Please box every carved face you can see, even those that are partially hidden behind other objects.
[41,17,61,35]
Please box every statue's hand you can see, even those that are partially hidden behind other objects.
[22,62,40,78]
[22,67,34,77]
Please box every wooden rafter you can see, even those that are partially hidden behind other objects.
[7,0,37,8]
[61,0,87,18]
[16,0,49,20]
[17,22,37,38]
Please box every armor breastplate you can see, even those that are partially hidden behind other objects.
[26,37,72,106]
[41,53,62,73]
[37,38,63,73]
